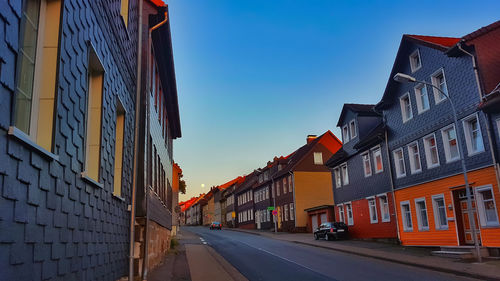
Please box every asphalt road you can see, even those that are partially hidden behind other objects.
[185,226,480,281]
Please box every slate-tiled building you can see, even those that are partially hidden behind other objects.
[326,104,397,240]
[236,172,257,229]
[375,33,500,249]
[0,0,138,280]
[253,163,276,230]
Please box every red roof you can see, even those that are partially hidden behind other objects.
[406,35,460,49]
[149,0,166,7]
[463,20,500,42]
[217,176,245,190]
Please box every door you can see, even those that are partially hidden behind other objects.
[256,211,261,229]
[311,215,318,232]
[320,213,327,224]
[460,199,481,245]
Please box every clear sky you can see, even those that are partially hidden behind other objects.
[168,0,500,201]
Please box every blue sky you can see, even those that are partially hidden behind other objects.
[169,0,500,201]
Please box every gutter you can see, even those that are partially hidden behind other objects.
[129,0,143,279]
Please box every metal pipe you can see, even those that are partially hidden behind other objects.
[129,0,143,280]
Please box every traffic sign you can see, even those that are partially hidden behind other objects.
[267,206,275,211]
[272,210,278,216]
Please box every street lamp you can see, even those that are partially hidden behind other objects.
[393,73,482,262]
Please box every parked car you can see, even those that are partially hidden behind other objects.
[210,222,222,230]
[314,222,348,240]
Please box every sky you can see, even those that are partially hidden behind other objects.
[168,0,500,201]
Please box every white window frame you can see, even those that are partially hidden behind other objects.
[313,152,323,165]
[341,163,349,185]
[345,203,353,226]
[414,197,429,231]
[441,124,460,163]
[367,197,378,224]
[431,68,448,104]
[399,92,413,123]
[334,167,341,188]
[423,133,440,169]
[475,185,500,227]
[342,125,350,143]
[414,83,430,114]
[393,148,406,178]
[462,113,485,156]
[288,175,292,193]
[349,120,357,139]
[338,204,344,222]
[372,146,384,173]
[407,141,422,174]
[409,49,422,73]
[432,194,448,230]
[290,203,294,220]
[284,204,289,221]
[400,201,413,232]
[362,152,372,177]
[378,195,390,222]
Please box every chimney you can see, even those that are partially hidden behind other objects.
[307,135,317,144]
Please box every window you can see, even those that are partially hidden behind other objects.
[372,147,383,173]
[463,114,485,155]
[283,178,287,194]
[409,49,422,72]
[334,168,341,188]
[341,164,349,185]
[423,134,440,168]
[85,48,105,182]
[113,102,125,197]
[393,148,406,178]
[441,125,459,162]
[400,201,413,231]
[314,152,323,165]
[432,194,448,230]
[399,93,413,123]
[342,125,349,143]
[276,182,280,196]
[368,198,378,223]
[338,205,344,222]
[362,153,372,177]
[14,0,62,152]
[407,142,422,174]
[349,120,357,139]
[272,184,275,197]
[290,203,294,220]
[284,204,289,221]
[379,195,390,222]
[414,83,430,113]
[266,186,269,199]
[288,175,292,192]
[267,210,270,222]
[476,186,499,227]
[431,69,448,104]
[346,203,353,225]
[415,198,429,231]
[121,0,129,27]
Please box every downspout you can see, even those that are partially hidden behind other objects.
[457,42,500,192]
[143,10,169,281]
[289,171,296,231]
[129,0,143,280]
[384,127,401,243]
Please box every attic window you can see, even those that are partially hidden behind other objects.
[313,152,323,165]
[410,50,421,72]
[349,120,357,139]
[342,125,349,143]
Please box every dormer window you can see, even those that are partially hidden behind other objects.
[409,50,422,72]
[399,93,413,123]
[342,125,349,143]
[349,120,357,139]
[313,152,323,165]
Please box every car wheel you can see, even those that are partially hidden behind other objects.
[314,233,319,240]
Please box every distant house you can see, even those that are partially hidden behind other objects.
[273,131,342,232]
[375,31,500,250]
[221,177,245,228]
[202,189,215,226]
[253,163,278,230]
[236,172,258,229]
[326,104,397,240]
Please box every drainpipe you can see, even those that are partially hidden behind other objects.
[457,41,500,192]
[129,0,143,280]
[142,10,169,281]
[289,171,296,231]
[384,127,401,243]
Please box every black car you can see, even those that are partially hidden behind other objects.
[210,222,222,230]
[314,222,348,240]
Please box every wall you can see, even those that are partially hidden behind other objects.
[0,1,138,280]
[294,172,334,229]
[146,221,171,270]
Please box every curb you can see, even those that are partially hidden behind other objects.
[225,228,500,281]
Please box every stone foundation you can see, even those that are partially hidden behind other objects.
[133,218,171,277]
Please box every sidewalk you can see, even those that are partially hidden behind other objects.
[226,227,500,281]
[148,229,247,281]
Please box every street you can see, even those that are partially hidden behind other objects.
[185,226,479,281]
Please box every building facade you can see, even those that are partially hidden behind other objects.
[326,104,398,240]
[0,0,139,279]
[236,173,257,229]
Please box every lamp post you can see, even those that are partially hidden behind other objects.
[393,73,482,262]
